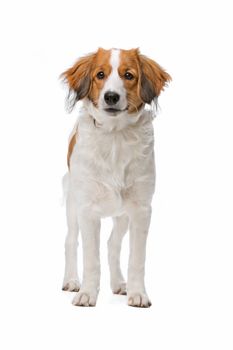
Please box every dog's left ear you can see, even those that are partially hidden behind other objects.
[138,53,171,104]
[61,52,96,111]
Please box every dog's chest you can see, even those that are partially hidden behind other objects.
[69,115,154,216]
[75,128,142,189]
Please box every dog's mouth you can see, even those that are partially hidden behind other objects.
[104,107,127,115]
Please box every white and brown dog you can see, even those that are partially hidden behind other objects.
[61,48,171,307]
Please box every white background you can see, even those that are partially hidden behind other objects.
[0,0,232,349]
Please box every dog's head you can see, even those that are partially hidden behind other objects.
[61,48,171,125]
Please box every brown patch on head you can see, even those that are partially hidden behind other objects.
[119,48,171,113]
[88,48,111,107]
[61,48,111,111]
[119,49,143,113]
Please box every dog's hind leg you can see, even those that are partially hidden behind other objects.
[108,214,129,295]
[62,193,80,292]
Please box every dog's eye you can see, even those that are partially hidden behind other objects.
[124,72,134,80]
[96,71,105,79]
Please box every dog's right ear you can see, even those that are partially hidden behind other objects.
[61,52,96,112]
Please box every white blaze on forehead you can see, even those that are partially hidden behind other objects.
[99,48,128,111]
[103,49,124,92]
[110,49,120,73]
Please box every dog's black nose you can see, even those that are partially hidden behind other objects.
[104,91,120,105]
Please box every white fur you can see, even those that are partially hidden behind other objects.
[63,50,155,307]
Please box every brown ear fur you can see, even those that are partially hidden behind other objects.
[61,53,96,111]
[138,54,171,104]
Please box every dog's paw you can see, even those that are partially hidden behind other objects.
[62,279,81,292]
[72,290,98,307]
[112,282,127,295]
[127,292,152,308]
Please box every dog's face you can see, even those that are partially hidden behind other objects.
[62,48,171,122]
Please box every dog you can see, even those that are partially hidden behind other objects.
[61,48,171,307]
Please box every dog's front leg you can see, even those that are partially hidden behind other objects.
[62,195,80,292]
[72,213,100,307]
[127,205,152,308]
